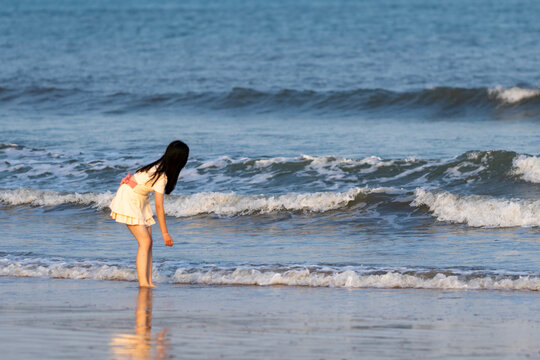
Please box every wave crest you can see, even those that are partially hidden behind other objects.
[412,188,540,227]
[0,188,113,209]
[488,86,540,104]
[2,85,539,116]
[0,187,396,217]
[512,155,540,183]
[2,147,537,192]
[165,187,393,217]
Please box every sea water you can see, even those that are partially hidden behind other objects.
[0,0,539,358]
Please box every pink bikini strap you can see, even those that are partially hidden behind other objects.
[120,172,138,189]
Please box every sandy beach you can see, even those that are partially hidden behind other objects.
[2,276,539,359]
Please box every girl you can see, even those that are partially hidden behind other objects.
[109,140,189,287]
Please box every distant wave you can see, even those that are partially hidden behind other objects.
[488,86,540,104]
[1,85,539,116]
[2,254,538,291]
[412,188,540,228]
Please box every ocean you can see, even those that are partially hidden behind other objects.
[1,0,539,358]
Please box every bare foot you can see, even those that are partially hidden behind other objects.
[139,283,152,288]
[148,283,157,288]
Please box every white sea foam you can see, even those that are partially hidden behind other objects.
[412,188,540,227]
[0,256,139,281]
[172,269,540,290]
[196,155,242,169]
[512,155,540,183]
[253,156,291,167]
[1,256,538,291]
[1,147,419,191]
[303,154,399,171]
[443,161,486,181]
[179,154,402,189]
[488,86,540,104]
[0,188,114,209]
[238,154,399,172]
[0,187,396,217]
[0,143,142,187]
[164,187,380,217]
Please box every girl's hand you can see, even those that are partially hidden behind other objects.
[163,233,174,247]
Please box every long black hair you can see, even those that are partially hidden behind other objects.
[137,140,189,195]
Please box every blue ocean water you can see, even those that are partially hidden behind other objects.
[1,0,539,291]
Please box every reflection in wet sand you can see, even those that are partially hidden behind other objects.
[110,288,169,359]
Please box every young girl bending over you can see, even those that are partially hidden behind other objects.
[109,140,189,287]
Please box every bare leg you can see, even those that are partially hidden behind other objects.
[127,224,153,287]
[147,226,155,287]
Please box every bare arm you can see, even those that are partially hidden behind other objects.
[155,192,173,247]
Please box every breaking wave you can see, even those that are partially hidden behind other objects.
[164,187,399,217]
[488,86,540,104]
[0,188,114,209]
[1,255,539,291]
[512,155,540,183]
[172,268,540,291]
[1,184,538,227]
[0,187,399,217]
[412,188,540,227]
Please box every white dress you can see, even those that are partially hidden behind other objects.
[109,166,167,226]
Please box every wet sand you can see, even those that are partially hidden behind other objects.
[1,276,539,359]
